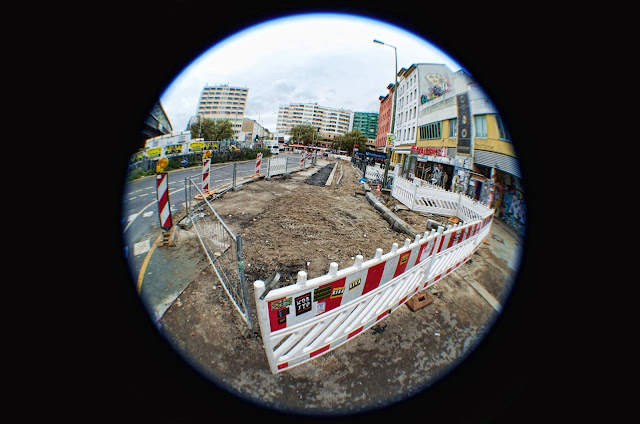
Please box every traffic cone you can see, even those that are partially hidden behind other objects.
[376,183,381,193]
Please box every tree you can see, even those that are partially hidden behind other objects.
[333,129,367,155]
[289,124,317,145]
[190,116,234,141]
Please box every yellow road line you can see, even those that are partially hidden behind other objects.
[137,235,161,294]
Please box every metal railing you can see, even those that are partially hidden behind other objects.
[184,175,252,329]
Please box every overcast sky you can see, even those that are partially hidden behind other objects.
[160,13,464,134]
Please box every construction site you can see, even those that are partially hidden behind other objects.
[150,156,523,414]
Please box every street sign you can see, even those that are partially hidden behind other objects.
[181,157,188,166]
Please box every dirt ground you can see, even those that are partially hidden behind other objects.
[159,158,520,415]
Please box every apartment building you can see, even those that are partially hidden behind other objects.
[410,70,524,235]
[276,103,353,143]
[188,84,249,140]
[391,63,457,168]
[376,83,395,151]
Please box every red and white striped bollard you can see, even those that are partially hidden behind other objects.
[255,152,262,175]
[156,172,172,230]
[202,156,210,192]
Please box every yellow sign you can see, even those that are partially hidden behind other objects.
[146,147,161,158]
[189,141,204,151]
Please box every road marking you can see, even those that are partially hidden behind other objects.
[142,211,154,218]
[137,236,160,294]
[123,186,186,233]
[139,193,149,197]
[133,238,151,256]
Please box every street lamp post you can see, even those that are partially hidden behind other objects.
[373,39,398,188]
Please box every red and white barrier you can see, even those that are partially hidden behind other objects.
[202,157,210,192]
[254,211,494,374]
[255,153,263,175]
[155,172,172,230]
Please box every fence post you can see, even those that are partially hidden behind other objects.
[411,180,417,210]
[236,234,253,330]
[232,162,237,191]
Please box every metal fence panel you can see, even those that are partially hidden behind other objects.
[186,175,252,329]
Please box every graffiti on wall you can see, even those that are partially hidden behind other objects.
[421,73,452,104]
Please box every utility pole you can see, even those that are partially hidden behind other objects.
[373,39,398,188]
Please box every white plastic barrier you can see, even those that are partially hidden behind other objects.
[392,174,493,222]
[254,212,494,373]
[268,157,287,177]
[365,164,385,182]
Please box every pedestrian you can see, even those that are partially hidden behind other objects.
[442,171,448,189]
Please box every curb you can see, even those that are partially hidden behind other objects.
[325,162,338,186]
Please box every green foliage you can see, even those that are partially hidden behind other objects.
[333,129,367,155]
[289,124,318,144]
[189,117,234,141]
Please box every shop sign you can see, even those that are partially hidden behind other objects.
[411,146,447,157]
[456,93,471,155]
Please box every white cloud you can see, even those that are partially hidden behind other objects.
[160,12,463,133]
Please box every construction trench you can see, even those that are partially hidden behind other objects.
[158,157,522,414]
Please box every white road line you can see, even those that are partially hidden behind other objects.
[133,238,151,256]
[123,186,186,233]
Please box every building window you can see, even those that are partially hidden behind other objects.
[495,115,510,141]
[475,115,487,138]
[449,118,457,138]
[419,121,442,140]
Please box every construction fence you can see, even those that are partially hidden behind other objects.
[184,175,252,329]
[253,167,494,373]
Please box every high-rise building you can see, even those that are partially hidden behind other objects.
[276,103,353,145]
[188,84,249,140]
[350,112,379,145]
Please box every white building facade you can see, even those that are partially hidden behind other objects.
[276,102,353,142]
[188,84,249,140]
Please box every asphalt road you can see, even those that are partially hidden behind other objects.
[120,153,308,296]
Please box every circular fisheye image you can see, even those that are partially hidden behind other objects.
[122,12,527,416]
